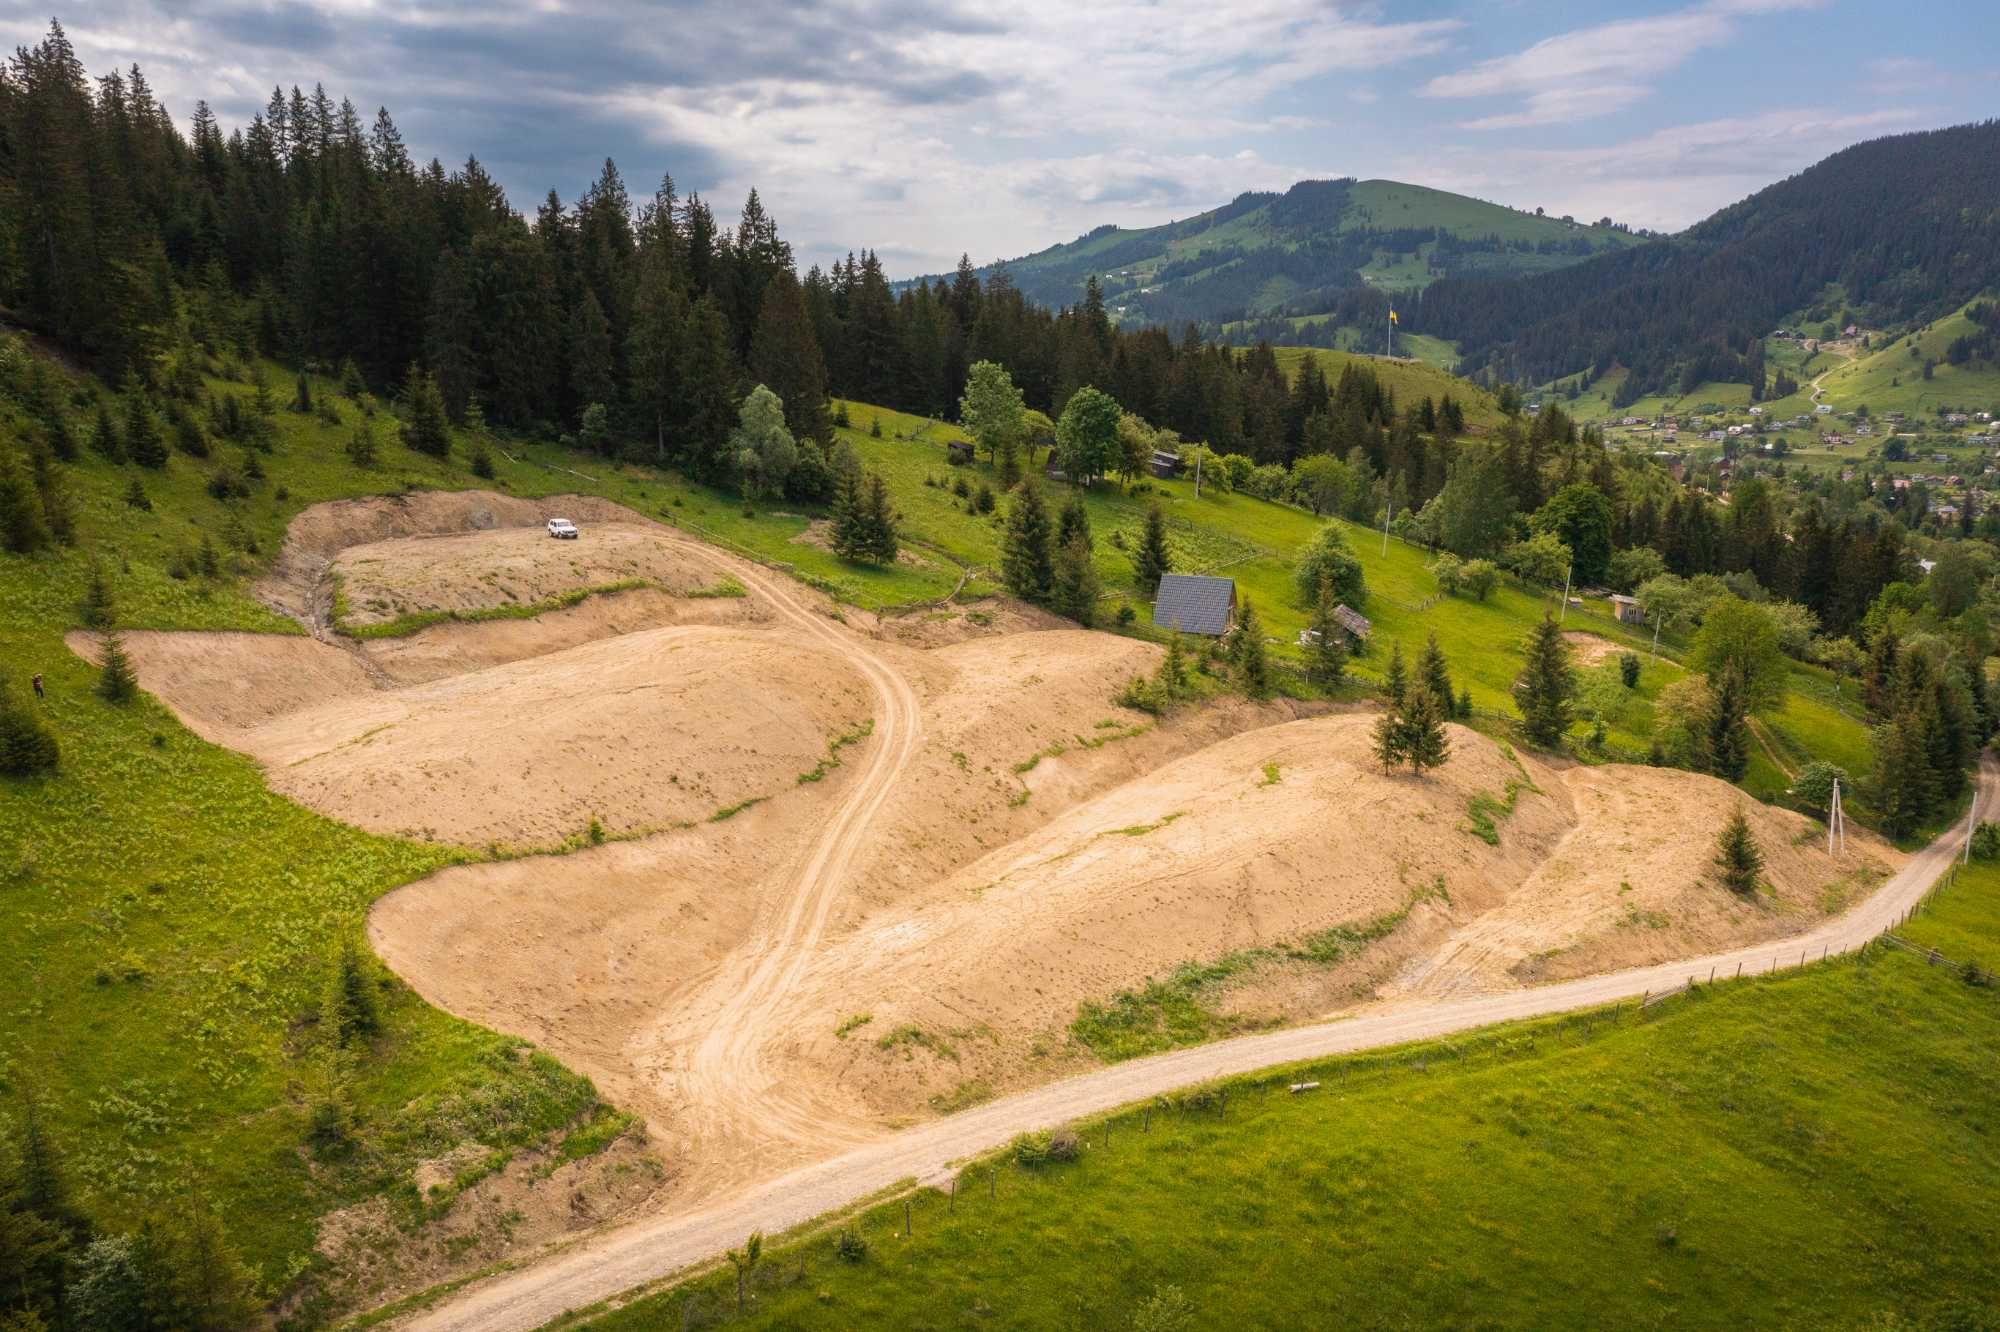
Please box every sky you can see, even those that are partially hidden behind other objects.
[9,1,1994,278]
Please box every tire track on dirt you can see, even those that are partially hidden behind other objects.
[635,536,925,1188]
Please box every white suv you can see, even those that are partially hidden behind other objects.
[546,518,579,539]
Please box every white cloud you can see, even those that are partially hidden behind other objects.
[1411,107,1922,232]
[1423,0,1824,130]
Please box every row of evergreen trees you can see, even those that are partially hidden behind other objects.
[1,21,1481,489]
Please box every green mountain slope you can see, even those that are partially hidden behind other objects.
[929,179,1643,335]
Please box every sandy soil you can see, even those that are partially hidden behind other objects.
[334,522,735,627]
[1563,631,1630,666]
[79,489,1909,1317]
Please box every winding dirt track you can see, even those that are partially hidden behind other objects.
[637,535,926,1181]
[399,712,1990,1332]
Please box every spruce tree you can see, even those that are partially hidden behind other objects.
[398,365,451,458]
[1516,614,1576,748]
[1234,597,1270,698]
[346,420,378,468]
[1056,491,1092,552]
[122,479,150,511]
[1417,632,1454,711]
[1052,532,1101,626]
[1401,684,1452,775]
[291,371,313,413]
[1156,630,1188,700]
[78,561,114,629]
[1383,640,1408,709]
[91,402,124,462]
[861,472,899,563]
[1002,478,1054,602]
[0,448,53,553]
[0,673,59,776]
[96,631,137,703]
[830,457,867,561]
[1134,501,1172,596]
[749,270,831,443]
[123,395,167,468]
[1306,574,1348,688]
[325,938,380,1047]
[1708,665,1750,781]
[1713,807,1764,895]
[1372,696,1407,772]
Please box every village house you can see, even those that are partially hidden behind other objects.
[1609,594,1645,625]
[1152,574,1236,637]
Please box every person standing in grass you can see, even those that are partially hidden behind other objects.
[31,672,43,701]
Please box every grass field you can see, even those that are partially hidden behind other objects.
[1814,302,2000,420]
[1258,346,1503,430]
[840,399,1867,784]
[569,860,2000,1332]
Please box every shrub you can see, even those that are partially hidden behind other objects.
[0,675,59,776]
[1461,559,1499,601]
[1619,652,1641,688]
[1046,1127,1080,1162]
[834,1227,868,1263]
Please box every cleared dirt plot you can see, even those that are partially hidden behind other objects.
[333,522,740,630]
[78,488,1905,1257]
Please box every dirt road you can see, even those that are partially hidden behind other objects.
[634,534,927,1189]
[401,757,1991,1332]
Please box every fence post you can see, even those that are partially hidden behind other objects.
[904,1200,911,1238]
[949,1177,956,1212]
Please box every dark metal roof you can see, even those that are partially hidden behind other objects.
[1153,573,1235,636]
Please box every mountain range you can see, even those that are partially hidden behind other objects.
[915,178,1644,345]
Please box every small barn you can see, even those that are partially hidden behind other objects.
[946,440,976,465]
[1152,573,1236,636]
[1331,604,1372,643]
[1148,449,1184,479]
[1610,593,1645,625]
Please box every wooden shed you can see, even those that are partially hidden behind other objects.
[1609,594,1645,625]
[946,440,976,465]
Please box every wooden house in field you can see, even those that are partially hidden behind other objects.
[1331,604,1372,643]
[1609,594,1645,625]
[946,440,976,465]
[1152,574,1236,636]
[1148,449,1184,479]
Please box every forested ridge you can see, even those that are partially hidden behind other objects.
[0,21,1462,478]
[1420,121,2000,396]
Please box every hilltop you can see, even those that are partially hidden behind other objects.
[912,179,1642,340]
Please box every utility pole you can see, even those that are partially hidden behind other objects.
[1559,562,1572,624]
[1649,611,1663,662]
[1193,449,1203,499]
[1963,782,1980,865]
[1381,501,1392,556]
[1828,776,1846,857]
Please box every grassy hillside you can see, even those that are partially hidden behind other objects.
[834,401,1867,808]
[919,178,1639,327]
[1814,301,2000,418]
[572,862,2000,1331]
[1557,299,2000,427]
[1259,347,1503,430]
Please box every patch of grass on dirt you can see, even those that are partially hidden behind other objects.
[579,862,2000,1332]
[708,796,768,823]
[834,1013,874,1040]
[927,1080,997,1115]
[686,574,746,599]
[335,578,654,638]
[797,719,875,784]
[875,1026,959,1062]
[1072,879,1450,1060]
